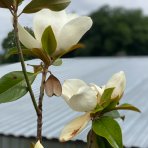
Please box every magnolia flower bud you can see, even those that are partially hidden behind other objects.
[18,9,93,59]
[106,71,126,100]
[34,141,44,148]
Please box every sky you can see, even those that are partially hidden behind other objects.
[0,0,148,53]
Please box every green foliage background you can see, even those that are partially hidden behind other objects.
[67,5,148,57]
[1,5,148,63]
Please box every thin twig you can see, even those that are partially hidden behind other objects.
[87,129,93,148]
[37,66,48,142]
[12,5,39,115]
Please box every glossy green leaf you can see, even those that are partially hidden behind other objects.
[0,71,36,103]
[97,135,113,148]
[87,130,99,148]
[87,129,113,148]
[22,0,71,13]
[5,48,35,59]
[0,0,12,8]
[17,0,24,6]
[103,99,119,112]
[52,58,63,66]
[93,116,123,148]
[103,110,125,120]
[115,103,141,112]
[104,110,120,118]
[41,26,57,55]
[100,88,114,108]
[92,104,104,114]
[0,0,23,8]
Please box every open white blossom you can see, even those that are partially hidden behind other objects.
[60,79,103,142]
[18,9,93,57]
[60,71,126,142]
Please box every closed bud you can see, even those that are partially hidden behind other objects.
[45,74,62,97]
[106,71,126,100]
[34,141,44,148]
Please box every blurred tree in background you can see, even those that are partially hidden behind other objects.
[1,5,148,63]
[1,27,34,64]
[69,5,148,57]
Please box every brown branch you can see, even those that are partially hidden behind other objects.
[12,5,39,115]
[37,66,48,142]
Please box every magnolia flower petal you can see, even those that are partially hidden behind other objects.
[62,79,88,101]
[18,24,41,49]
[89,83,104,103]
[58,16,93,50]
[90,83,104,95]
[68,86,97,112]
[67,13,79,21]
[60,113,90,142]
[35,141,44,148]
[106,71,126,99]
[33,9,67,42]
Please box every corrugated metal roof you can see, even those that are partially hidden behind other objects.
[0,57,147,147]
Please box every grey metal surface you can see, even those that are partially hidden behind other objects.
[0,57,147,147]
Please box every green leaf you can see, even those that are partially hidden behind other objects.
[0,0,23,8]
[0,71,36,103]
[41,26,57,55]
[22,0,71,13]
[103,110,125,120]
[97,135,113,148]
[52,58,63,66]
[87,130,99,148]
[17,0,24,6]
[102,99,119,114]
[100,88,114,108]
[0,0,12,8]
[115,103,141,113]
[92,104,104,114]
[5,48,35,59]
[93,116,123,148]
[87,130,112,148]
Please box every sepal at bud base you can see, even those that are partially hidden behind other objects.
[45,74,62,97]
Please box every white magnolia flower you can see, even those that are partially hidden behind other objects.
[60,79,103,142]
[18,9,93,57]
[60,71,126,142]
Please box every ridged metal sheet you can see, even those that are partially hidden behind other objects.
[0,58,147,147]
